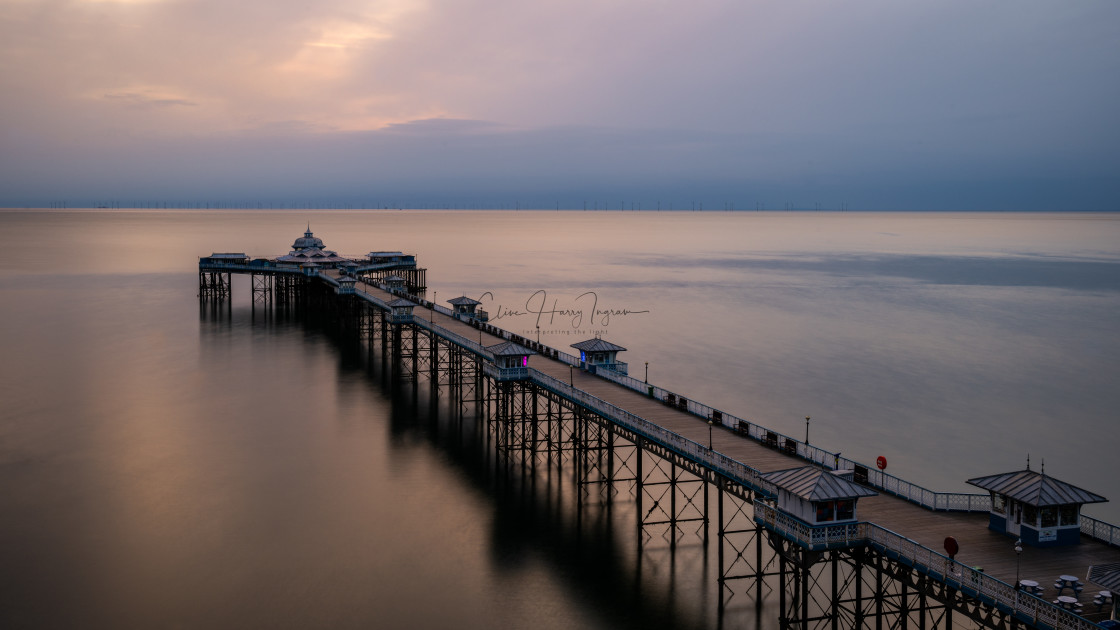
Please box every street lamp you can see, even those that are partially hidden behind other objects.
[645,362,649,383]
[569,364,574,387]
[1015,538,1023,589]
[708,419,714,450]
[536,325,540,344]
[805,416,811,445]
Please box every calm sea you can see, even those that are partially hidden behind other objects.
[1,209,1118,628]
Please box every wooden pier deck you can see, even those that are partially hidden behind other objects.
[338,272,1120,607]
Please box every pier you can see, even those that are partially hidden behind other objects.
[200,230,1120,630]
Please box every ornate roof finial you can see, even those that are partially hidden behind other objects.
[305,223,313,237]
[1041,458,1045,475]
[1026,454,1030,471]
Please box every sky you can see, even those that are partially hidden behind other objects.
[1,0,1118,210]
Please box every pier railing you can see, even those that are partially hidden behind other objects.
[753,503,1098,630]
[411,316,492,360]
[353,287,391,310]
[198,260,302,273]
[344,276,1113,542]
[753,502,865,550]
[439,313,992,514]
[528,368,775,498]
[570,361,990,513]
[483,364,528,381]
[870,525,1099,630]
[1082,514,1120,548]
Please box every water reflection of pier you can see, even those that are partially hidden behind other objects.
[199,231,1120,630]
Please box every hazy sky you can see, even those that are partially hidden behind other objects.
[1,0,1118,209]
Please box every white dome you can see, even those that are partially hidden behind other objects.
[292,228,325,251]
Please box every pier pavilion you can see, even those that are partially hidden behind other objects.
[447,296,487,321]
[571,337,628,375]
[968,468,1108,547]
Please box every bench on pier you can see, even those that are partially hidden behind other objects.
[764,431,779,449]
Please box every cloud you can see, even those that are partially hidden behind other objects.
[0,0,1118,208]
[101,90,198,108]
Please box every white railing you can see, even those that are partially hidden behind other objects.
[752,504,1098,630]
[352,261,419,272]
[584,361,628,376]
[576,362,993,513]
[753,503,864,549]
[198,260,302,272]
[528,368,775,497]
[864,525,1100,630]
[555,349,582,366]
[1082,514,1120,548]
[353,288,390,310]
[411,317,493,360]
[483,364,528,381]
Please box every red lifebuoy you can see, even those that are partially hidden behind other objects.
[944,536,959,559]
[876,456,887,470]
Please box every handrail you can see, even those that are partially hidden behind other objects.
[1082,514,1120,548]
[527,368,775,498]
[412,317,493,360]
[584,360,990,513]
[353,287,390,310]
[753,502,865,550]
[198,261,302,272]
[199,259,418,273]
[753,503,1100,630]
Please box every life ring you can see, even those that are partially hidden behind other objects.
[876,455,887,470]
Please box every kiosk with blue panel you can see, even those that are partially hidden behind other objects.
[967,468,1107,547]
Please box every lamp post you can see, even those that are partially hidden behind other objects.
[536,325,540,344]
[708,419,714,450]
[805,416,811,445]
[569,364,574,387]
[645,362,649,383]
[1015,538,1023,589]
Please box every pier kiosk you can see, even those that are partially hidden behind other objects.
[447,296,488,321]
[300,262,320,277]
[336,276,356,295]
[387,298,416,323]
[762,466,877,525]
[384,275,406,292]
[967,469,1107,547]
[570,338,628,375]
[485,341,534,381]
